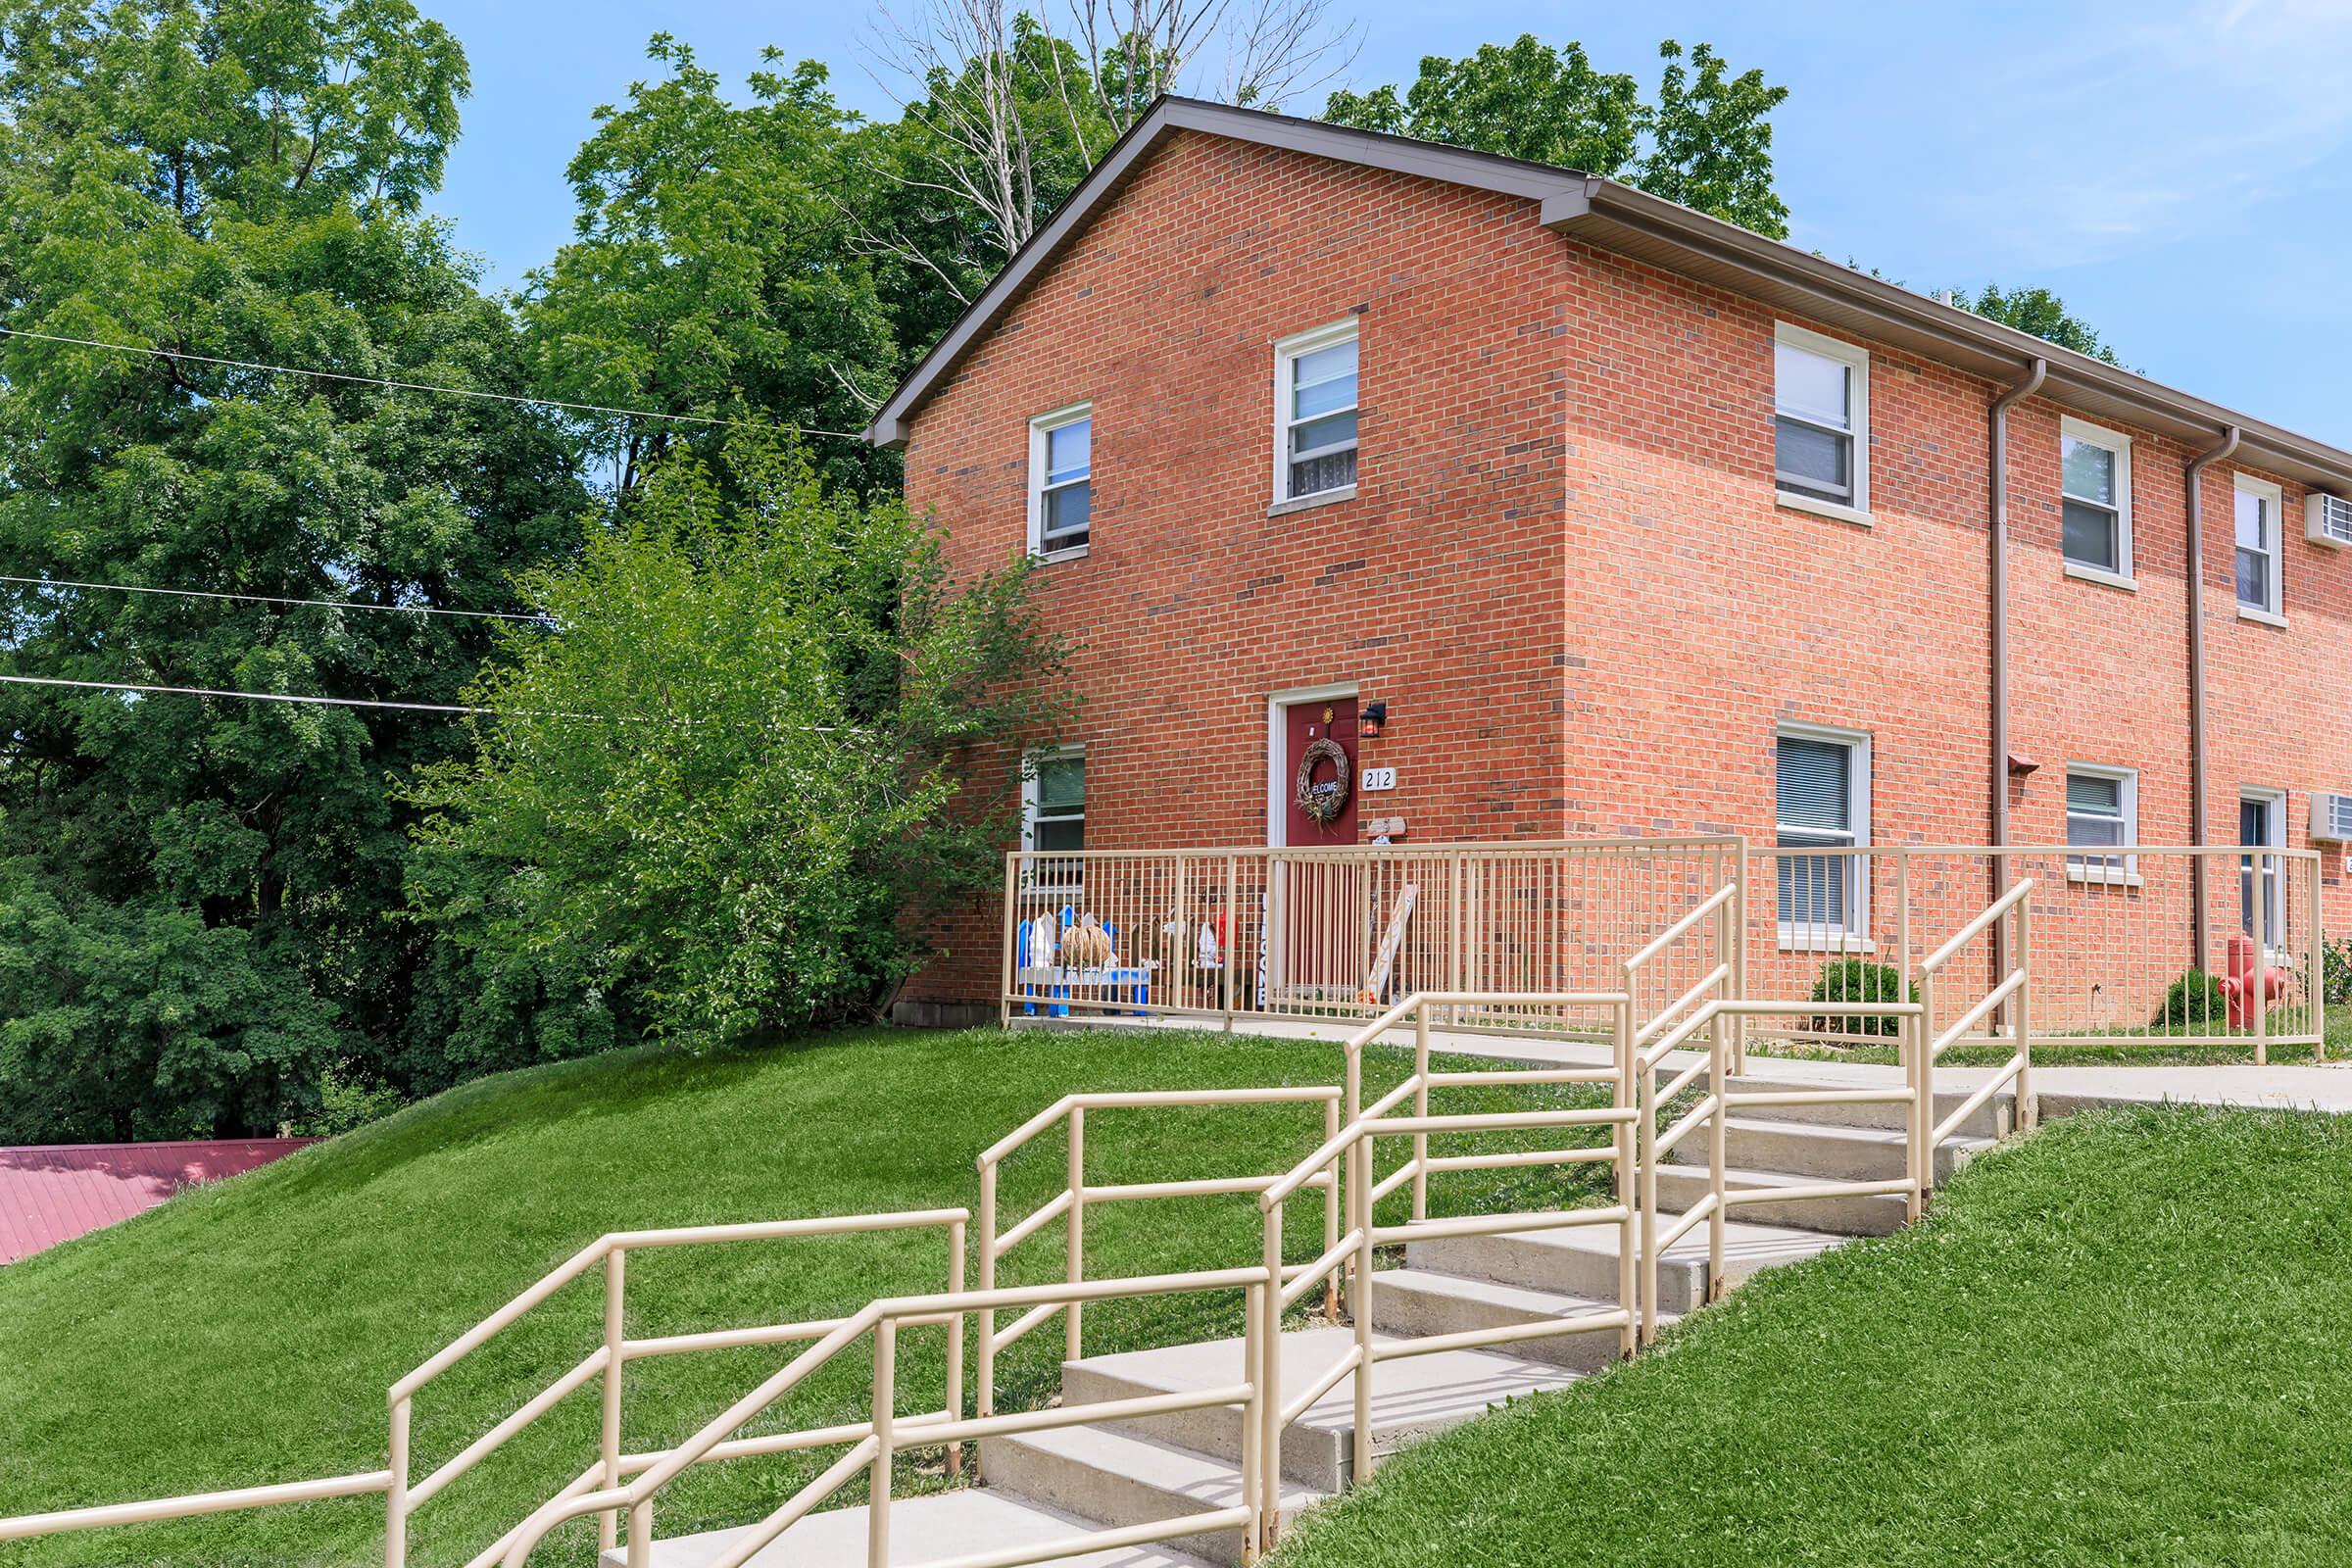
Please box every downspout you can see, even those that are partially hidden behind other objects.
[2186,424,2242,974]
[1989,358,2047,887]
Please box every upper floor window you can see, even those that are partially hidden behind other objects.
[1275,321,1358,504]
[1774,322,1870,521]
[1028,405,1092,559]
[2060,416,2132,583]
[2235,474,2284,620]
[2065,764,2137,884]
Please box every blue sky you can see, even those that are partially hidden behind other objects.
[437,1,2352,445]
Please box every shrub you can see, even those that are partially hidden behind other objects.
[1807,959,1916,1037]
[2324,935,2352,1007]
[2151,970,2228,1030]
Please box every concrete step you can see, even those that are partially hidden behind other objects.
[1404,1216,1842,1314]
[1365,1268,1634,1372]
[1719,1073,2013,1139]
[1673,1117,1986,1185]
[979,1423,1322,1567]
[1651,1162,1910,1237]
[1059,1325,1580,1491]
[601,1484,1212,1568]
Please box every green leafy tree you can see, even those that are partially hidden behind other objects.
[407,438,1072,1043]
[523,37,901,495]
[0,0,587,1137]
[1952,283,2129,368]
[1324,37,1790,238]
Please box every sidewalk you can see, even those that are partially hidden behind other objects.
[1028,1011,2352,1116]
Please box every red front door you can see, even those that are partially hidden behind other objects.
[1274,696,1359,1003]
[1281,697,1358,846]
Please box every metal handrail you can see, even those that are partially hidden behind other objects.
[1920,877,2036,976]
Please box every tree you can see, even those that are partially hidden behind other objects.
[1323,37,1791,238]
[1952,284,2128,368]
[522,38,902,497]
[0,0,587,1138]
[406,439,1072,1044]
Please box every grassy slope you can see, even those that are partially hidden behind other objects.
[1274,1102,2352,1568]
[0,1027,1604,1568]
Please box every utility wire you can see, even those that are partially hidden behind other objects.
[0,574,550,623]
[0,326,873,442]
[0,672,489,714]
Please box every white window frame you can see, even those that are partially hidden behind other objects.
[1026,402,1093,562]
[2059,416,2134,588]
[1272,319,1359,510]
[1774,720,1873,950]
[1772,321,1872,526]
[1021,744,1086,894]
[2234,474,2285,623]
[2239,785,2288,955]
[2064,762,2139,886]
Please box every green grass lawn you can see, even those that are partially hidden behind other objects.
[0,1026,1605,1568]
[1744,1006,2352,1069]
[1272,1102,2352,1568]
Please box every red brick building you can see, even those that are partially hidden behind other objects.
[865,99,2352,1023]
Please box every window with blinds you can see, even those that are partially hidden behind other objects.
[1776,732,1861,934]
[2065,767,2133,880]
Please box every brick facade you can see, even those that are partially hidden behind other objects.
[890,123,2351,1015]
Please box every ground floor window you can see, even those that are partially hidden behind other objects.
[2064,765,2136,883]
[1775,725,1870,943]
[2240,788,2286,942]
[1023,747,1086,893]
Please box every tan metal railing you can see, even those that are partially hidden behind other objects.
[1252,990,1640,1548]
[389,1209,969,1568]
[1746,845,2323,1062]
[1003,837,1743,1034]
[971,1086,1346,1460]
[494,1266,1274,1568]
[1917,879,2038,1183]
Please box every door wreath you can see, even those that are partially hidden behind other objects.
[1294,737,1353,826]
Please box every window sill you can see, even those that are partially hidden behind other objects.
[1032,545,1090,565]
[1269,485,1356,518]
[1776,928,1876,954]
[1776,491,1874,528]
[2237,604,2288,629]
[2063,562,2136,592]
[2065,863,2142,888]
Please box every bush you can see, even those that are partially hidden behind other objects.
[2152,970,2228,1030]
[2324,936,2352,1007]
[1807,959,1916,1037]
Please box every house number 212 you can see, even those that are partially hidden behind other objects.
[1360,767,1397,793]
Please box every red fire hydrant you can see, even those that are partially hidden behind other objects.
[2222,933,2289,1029]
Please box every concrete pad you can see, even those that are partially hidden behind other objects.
[979,1423,1322,1567]
[605,1486,1210,1568]
[1406,1215,1840,1312]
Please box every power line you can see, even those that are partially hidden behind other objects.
[0,575,550,623]
[0,672,488,714]
[0,326,873,442]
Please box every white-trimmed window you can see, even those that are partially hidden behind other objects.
[1027,405,1092,559]
[2240,787,2287,945]
[2060,416,2132,582]
[1775,724,1871,944]
[1022,746,1086,892]
[2235,474,2284,619]
[2065,765,2138,883]
[1773,322,1870,521]
[1274,320,1358,504]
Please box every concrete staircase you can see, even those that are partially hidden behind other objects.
[606,1068,2015,1568]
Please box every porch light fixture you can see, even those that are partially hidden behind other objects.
[1359,702,1388,739]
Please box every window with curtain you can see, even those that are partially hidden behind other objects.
[1774,324,1869,515]
[1776,733,1861,933]
[1028,407,1092,557]
[1276,323,1358,502]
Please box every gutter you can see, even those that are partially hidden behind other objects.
[2185,424,2242,972]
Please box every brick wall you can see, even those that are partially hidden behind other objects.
[892,129,2352,1011]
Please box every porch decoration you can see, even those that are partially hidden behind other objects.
[1294,737,1352,825]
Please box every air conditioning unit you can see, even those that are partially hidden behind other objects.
[2307,493,2352,547]
[2312,791,2352,843]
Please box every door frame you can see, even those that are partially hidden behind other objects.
[1265,681,1358,847]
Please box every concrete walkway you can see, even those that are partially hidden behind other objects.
[1034,1011,2352,1115]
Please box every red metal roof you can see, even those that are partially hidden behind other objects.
[0,1138,317,1263]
